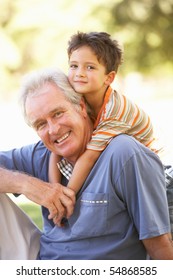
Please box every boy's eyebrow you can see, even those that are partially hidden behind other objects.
[69,60,98,66]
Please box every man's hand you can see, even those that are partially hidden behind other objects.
[20,174,76,226]
[44,183,76,226]
[0,168,76,226]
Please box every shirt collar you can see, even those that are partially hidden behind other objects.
[57,158,73,180]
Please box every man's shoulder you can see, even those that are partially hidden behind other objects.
[27,140,50,165]
[105,134,157,160]
[0,141,50,181]
[108,134,141,150]
[17,140,49,159]
[32,140,49,153]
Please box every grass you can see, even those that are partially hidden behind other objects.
[19,203,43,230]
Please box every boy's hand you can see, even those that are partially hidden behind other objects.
[46,183,76,226]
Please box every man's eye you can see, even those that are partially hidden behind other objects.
[35,122,46,131]
[54,111,63,118]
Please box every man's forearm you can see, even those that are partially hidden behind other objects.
[0,167,27,194]
[143,233,173,260]
[0,167,75,225]
[0,167,51,207]
[0,166,62,206]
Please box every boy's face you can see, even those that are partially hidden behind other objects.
[68,46,111,97]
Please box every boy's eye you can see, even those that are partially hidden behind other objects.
[87,65,95,70]
[69,64,78,69]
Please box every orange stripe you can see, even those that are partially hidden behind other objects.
[134,117,150,136]
[93,131,116,136]
[94,86,113,129]
[145,138,155,147]
[117,95,126,121]
[131,106,140,126]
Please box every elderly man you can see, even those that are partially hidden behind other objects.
[0,68,173,260]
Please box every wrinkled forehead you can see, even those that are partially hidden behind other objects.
[25,83,72,121]
[27,81,63,98]
[25,82,71,112]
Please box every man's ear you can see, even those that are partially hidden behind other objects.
[104,71,116,86]
[80,97,88,118]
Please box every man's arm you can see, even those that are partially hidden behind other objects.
[0,142,76,225]
[143,233,173,259]
[0,167,75,225]
[0,141,50,182]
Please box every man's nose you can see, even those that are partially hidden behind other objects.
[48,121,59,135]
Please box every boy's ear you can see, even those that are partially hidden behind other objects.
[104,71,116,85]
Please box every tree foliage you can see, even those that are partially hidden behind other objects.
[0,0,172,98]
[96,0,173,73]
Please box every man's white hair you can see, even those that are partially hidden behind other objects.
[19,67,90,125]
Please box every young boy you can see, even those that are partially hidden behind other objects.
[49,31,158,197]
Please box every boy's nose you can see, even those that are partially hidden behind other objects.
[76,73,85,78]
[75,68,85,77]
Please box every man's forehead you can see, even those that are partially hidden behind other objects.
[30,82,64,97]
[25,82,71,121]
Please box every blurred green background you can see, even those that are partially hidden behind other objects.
[20,202,43,229]
[1,0,173,98]
[1,0,173,228]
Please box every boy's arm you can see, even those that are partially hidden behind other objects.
[49,152,62,183]
[67,149,101,193]
[48,150,101,225]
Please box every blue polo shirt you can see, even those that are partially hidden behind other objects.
[0,135,170,259]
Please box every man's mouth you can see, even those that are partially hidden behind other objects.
[55,132,70,144]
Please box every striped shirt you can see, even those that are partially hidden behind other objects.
[87,86,156,151]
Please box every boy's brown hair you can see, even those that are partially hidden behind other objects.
[67,31,123,74]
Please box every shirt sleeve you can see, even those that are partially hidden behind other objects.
[113,139,170,239]
[0,141,50,182]
[87,90,155,151]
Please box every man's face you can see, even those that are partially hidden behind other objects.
[25,82,91,164]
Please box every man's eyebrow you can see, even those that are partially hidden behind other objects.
[31,107,65,127]
[49,107,65,114]
[31,118,45,128]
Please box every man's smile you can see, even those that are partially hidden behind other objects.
[54,132,70,144]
